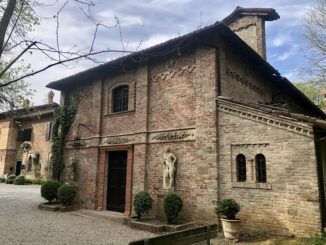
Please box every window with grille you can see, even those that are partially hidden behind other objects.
[236,154,246,182]
[255,154,267,183]
[112,86,129,113]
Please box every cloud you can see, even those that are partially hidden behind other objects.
[97,10,144,26]
[19,0,314,106]
[271,35,291,47]
[274,43,299,61]
[284,71,301,82]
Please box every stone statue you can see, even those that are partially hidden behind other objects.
[163,148,177,189]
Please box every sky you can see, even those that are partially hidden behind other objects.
[24,0,314,105]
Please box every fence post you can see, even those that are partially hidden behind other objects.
[144,239,149,245]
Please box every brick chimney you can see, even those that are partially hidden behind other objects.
[48,90,54,104]
[223,7,280,59]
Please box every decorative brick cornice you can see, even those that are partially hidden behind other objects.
[65,127,196,149]
[232,143,269,148]
[150,65,196,82]
[150,129,195,143]
[218,101,314,138]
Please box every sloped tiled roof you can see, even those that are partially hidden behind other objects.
[0,103,59,120]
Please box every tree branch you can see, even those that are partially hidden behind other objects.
[3,0,25,53]
[0,41,36,79]
[0,0,17,58]
[0,49,135,88]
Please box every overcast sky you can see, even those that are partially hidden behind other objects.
[25,0,313,105]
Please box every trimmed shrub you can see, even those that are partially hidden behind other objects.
[57,184,76,205]
[133,191,153,220]
[6,174,17,184]
[41,180,61,203]
[163,192,183,224]
[32,178,45,185]
[312,232,326,245]
[0,177,5,183]
[13,175,26,185]
[24,179,33,185]
[215,199,240,220]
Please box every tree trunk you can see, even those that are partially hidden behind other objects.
[0,0,17,59]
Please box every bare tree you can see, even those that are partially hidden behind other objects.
[0,0,132,111]
[304,0,326,84]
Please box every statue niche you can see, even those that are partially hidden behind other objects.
[163,148,177,190]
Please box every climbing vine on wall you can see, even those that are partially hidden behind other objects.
[51,99,77,181]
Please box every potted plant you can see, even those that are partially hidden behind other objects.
[215,198,241,240]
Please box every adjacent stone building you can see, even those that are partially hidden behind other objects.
[0,92,58,179]
[46,7,326,237]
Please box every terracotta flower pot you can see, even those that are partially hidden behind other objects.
[221,218,241,240]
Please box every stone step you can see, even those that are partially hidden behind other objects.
[74,209,128,224]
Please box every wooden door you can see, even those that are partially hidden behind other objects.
[15,161,22,176]
[107,151,127,212]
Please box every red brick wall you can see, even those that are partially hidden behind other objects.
[148,51,196,131]
[218,101,321,236]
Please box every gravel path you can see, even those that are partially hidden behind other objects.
[0,184,154,245]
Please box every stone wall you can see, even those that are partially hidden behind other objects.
[146,142,197,221]
[148,50,196,131]
[58,40,323,237]
[61,46,219,224]
[220,47,275,103]
[0,116,54,178]
[23,118,53,179]
[63,147,99,209]
[0,120,16,174]
[66,81,102,140]
[218,100,322,236]
[220,44,314,115]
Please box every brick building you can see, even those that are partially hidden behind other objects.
[46,7,326,236]
[0,92,58,179]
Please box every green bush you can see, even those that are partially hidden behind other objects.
[163,192,183,224]
[215,199,240,220]
[311,232,326,245]
[24,179,33,185]
[6,174,17,184]
[32,178,45,185]
[13,175,26,185]
[41,180,61,203]
[133,191,153,220]
[0,177,5,183]
[57,184,76,205]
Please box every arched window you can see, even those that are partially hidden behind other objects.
[27,155,33,172]
[236,154,246,182]
[112,85,129,113]
[255,154,266,183]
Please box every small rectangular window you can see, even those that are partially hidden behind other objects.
[46,122,53,141]
[17,128,32,141]
[236,154,246,182]
[255,154,267,183]
[112,86,129,113]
